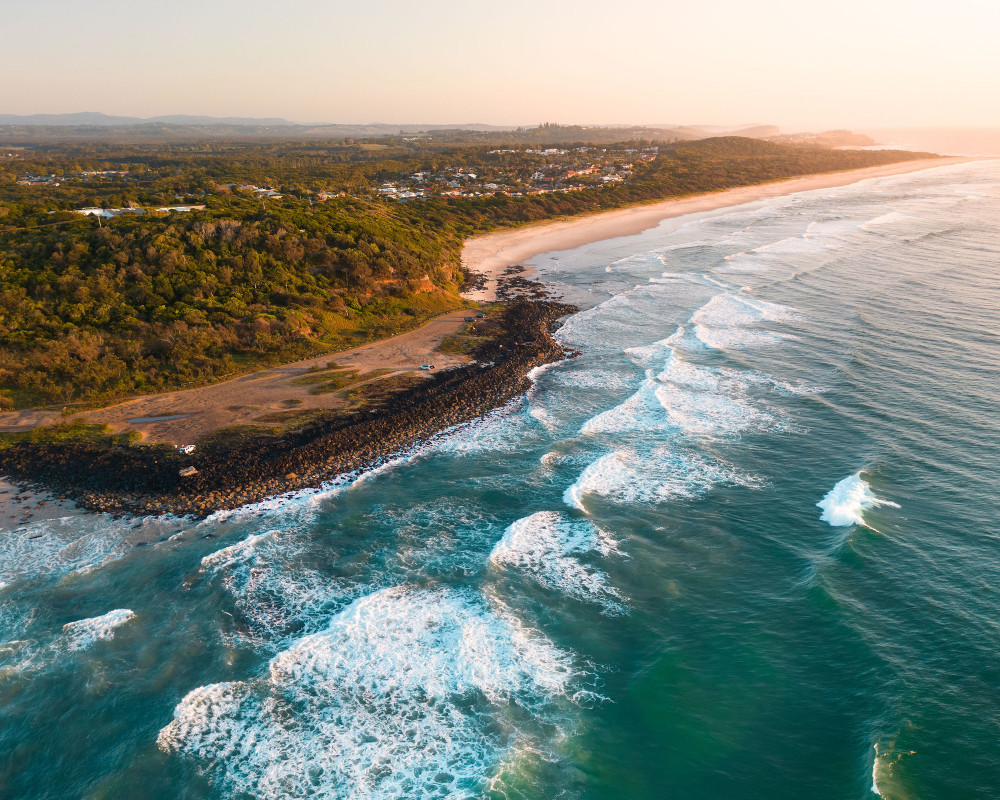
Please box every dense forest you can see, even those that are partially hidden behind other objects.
[0,132,933,409]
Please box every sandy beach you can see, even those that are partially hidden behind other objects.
[461,157,978,301]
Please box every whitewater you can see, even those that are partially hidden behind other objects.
[2,160,1000,799]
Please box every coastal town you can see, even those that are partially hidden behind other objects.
[13,142,662,212]
[367,145,659,200]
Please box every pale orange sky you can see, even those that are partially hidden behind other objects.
[3,0,999,129]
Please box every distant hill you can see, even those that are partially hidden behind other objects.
[0,112,296,127]
[0,116,786,144]
[768,130,877,147]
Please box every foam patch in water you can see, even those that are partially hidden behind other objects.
[862,211,911,230]
[563,448,750,511]
[201,527,350,647]
[159,586,575,799]
[688,292,798,351]
[691,293,798,328]
[0,515,148,587]
[817,473,900,527]
[489,511,625,613]
[61,609,135,650]
[581,376,668,435]
[656,358,779,436]
[692,323,790,350]
[582,346,784,439]
[715,220,858,274]
[623,326,686,367]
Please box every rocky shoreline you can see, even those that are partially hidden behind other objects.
[0,298,577,518]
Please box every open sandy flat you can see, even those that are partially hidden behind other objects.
[0,309,475,444]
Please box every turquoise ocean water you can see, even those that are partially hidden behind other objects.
[2,160,998,799]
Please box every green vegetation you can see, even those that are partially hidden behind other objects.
[0,131,933,409]
[0,419,140,449]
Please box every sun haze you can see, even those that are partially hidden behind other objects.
[3,0,998,128]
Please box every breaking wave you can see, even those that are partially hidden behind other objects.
[489,511,626,613]
[61,609,135,651]
[159,586,577,799]
[817,473,900,528]
[563,448,752,511]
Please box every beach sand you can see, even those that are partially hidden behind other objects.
[461,157,978,301]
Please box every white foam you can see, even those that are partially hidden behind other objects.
[862,211,910,230]
[550,368,632,393]
[688,292,798,351]
[581,375,667,435]
[200,526,348,647]
[655,358,777,436]
[489,511,625,613]
[693,323,790,350]
[817,473,900,527]
[582,346,782,440]
[691,293,797,329]
[872,744,885,798]
[563,448,750,512]
[159,586,575,799]
[0,514,157,586]
[715,220,858,273]
[61,609,135,651]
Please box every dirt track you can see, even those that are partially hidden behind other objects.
[0,309,473,444]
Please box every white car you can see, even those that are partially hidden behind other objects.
[419,364,434,370]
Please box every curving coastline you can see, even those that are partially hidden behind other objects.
[461,156,978,301]
[0,298,576,517]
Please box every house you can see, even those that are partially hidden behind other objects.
[74,207,145,219]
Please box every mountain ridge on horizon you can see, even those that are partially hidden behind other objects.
[0,112,783,135]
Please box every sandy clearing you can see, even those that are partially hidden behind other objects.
[0,309,475,445]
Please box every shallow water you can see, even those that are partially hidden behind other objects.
[2,161,999,800]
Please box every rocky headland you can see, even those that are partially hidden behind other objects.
[0,298,576,517]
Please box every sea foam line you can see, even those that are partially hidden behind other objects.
[489,511,626,614]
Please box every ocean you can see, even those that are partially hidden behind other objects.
[1,160,998,800]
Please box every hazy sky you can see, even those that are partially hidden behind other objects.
[4,0,999,129]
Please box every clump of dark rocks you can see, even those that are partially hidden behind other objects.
[0,298,578,518]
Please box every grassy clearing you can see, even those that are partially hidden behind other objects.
[307,368,396,395]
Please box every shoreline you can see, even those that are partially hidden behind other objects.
[461,156,980,301]
[0,298,576,517]
[0,155,984,518]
